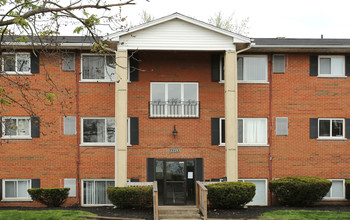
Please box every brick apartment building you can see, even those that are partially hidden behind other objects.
[1,13,350,207]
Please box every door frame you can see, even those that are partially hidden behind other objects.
[163,159,187,205]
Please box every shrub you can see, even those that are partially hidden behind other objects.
[107,186,152,209]
[269,176,331,206]
[206,182,255,209]
[28,188,70,207]
[346,180,350,200]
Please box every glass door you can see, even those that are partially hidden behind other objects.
[164,160,186,205]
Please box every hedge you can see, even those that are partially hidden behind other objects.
[346,180,350,200]
[206,182,255,209]
[107,186,152,209]
[28,188,70,207]
[269,176,331,206]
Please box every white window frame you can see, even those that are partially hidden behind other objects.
[2,179,32,201]
[323,179,345,201]
[237,55,268,83]
[150,82,199,117]
[318,55,345,77]
[273,54,285,73]
[318,118,345,140]
[80,117,131,146]
[81,179,114,207]
[238,179,268,206]
[219,55,225,83]
[1,116,31,139]
[219,118,268,146]
[2,52,31,75]
[80,54,115,82]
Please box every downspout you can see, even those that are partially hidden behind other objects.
[75,52,81,206]
[268,53,273,205]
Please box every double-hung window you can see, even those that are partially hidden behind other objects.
[3,179,31,200]
[81,54,115,82]
[219,118,267,146]
[82,179,114,206]
[323,179,345,200]
[150,82,199,118]
[2,117,31,138]
[2,53,31,74]
[318,56,345,77]
[318,118,344,139]
[238,55,268,83]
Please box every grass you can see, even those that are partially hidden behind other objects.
[0,210,97,220]
[260,210,350,219]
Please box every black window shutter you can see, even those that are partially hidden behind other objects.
[0,179,2,200]
[129,52,139,81]
[130,178,139,182]
[310,118,318,138]
[130,117,139,145]
[195,158,203,181]
[345,119,350,139]
[31,117,40,138]
[345,56,350,76]
[31,179,40,188]
[309,56,318,76]
[30,52,40,74]
[147,158,155,182]
[211,54,220,82]
[211,118,220,145]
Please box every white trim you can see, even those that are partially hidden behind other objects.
[318,55,345,77]
[2,179,32,201]
[237,55,268,83]
[106,13,250,43]
[323,179,345,201]
[238,179,268,206]
[219,118,225,146]
[1,117,31,139]
[80,53,115,82]
[219,55,225,83]
[318,118,345,139]
[2,52,31,75]
[252,45,350,48]
[81,179,115,206]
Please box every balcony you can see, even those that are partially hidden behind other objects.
[149,101,199,118]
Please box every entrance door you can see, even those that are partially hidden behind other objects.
[153,159,198,205]
[164,160,186,205]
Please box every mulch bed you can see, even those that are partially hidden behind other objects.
[2,205,350,219]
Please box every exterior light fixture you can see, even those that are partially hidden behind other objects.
[173,125,178,137]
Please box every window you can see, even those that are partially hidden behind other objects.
[64,116,76,135]
[220,55,225,82]
[81,118,115,146]
[238,56,268,82]
[81,54,115,81]
[64,179,76,197]
[239,179,267,205]
[273,55,285,73]
[62,52,75,71]
[319,56,345,77]
[82,179,114,206]
[2,53,31,74]
[220,118,267,145]
[81,117,131,146]
[3,179,31,200]
[2,117,31,138]
[323,179,345,200]
[318,118,344,139]
[276,117,288,136]
[150,82,199,118]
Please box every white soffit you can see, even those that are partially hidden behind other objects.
[107,13,250,51]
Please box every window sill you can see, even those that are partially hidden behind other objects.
[322,198,347,201]
[79,80,114,83]
[2,199,33,202]
[80,143,115,147]
[317,75,347,78]
[1,137,32,140]
[317,138,347,141]
[2,72,32,75]
[238,81,269,84]
[218,144,269,147]
[81,204,114,207]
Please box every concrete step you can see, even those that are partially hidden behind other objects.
[160,219,201,220]
[159,213,201,219]
[158,206,201,219]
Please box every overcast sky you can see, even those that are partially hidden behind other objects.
[119,0,350,39]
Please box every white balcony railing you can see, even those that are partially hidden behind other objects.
[149,101,199,118]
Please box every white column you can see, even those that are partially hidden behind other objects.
[224,50,238,181]
[115,50,128,187]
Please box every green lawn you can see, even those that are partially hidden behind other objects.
[260,210,350,220]
[0,210,97,220]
